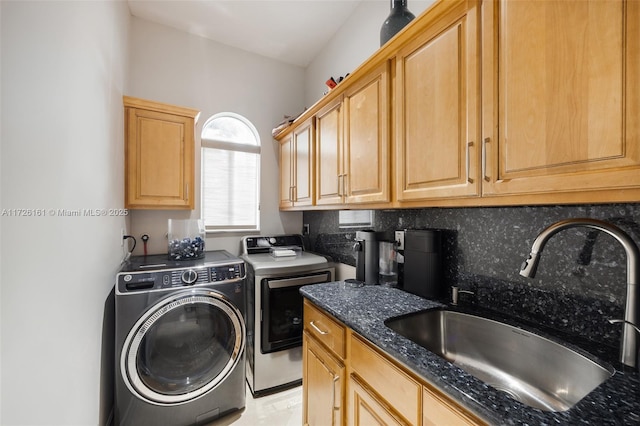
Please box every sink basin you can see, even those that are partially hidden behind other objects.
[385,309,614,412]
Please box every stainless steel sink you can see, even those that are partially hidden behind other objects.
[385,309,614,412]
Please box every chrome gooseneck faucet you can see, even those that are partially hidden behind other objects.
[519,218,640,368]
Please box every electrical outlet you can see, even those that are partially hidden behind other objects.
[395,230,405,250]
[303,224,310,235]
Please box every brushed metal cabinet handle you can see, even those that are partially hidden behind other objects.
[332,374,340,414]
[343,174,348,198]
[466,141,474,184]
[309,320,329,335]
[482,137,490,182]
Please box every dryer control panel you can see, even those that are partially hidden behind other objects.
[116,262,245,294]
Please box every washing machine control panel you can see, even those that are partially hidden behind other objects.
[117,262,246,293]
[210,264,244,282]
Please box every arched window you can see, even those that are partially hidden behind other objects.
[201,113,260,232]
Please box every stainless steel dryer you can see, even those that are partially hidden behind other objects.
[241,235,334,396]
[115,251,246,426]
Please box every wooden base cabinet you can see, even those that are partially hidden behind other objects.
[303,332,345,426]
[349,334,421,425]
[303,300,347,426]
[423,386,478,426]
[302,301,486,426]
[348,376,406,426]
[124,96,199,210]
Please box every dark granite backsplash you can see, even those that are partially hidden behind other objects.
[303,203,640,358]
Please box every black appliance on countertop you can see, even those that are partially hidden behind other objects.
[353,230,384,285]
[403,229,443,299]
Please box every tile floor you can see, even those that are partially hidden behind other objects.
[208,385,303,426]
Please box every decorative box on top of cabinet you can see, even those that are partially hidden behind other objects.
[124,96,200,210]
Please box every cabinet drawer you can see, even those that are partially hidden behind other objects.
[304,300,346,359]
[350,334,420,425]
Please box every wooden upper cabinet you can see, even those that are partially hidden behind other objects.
[280,0,640,209]
[315,62,391,207]
[343,61,391,204]
[481,0,640,198]
[279,134,294,209]
[294,119,315,207]
[396,0,481,202]
[280,118,315,209]
[316,98,344,206]
[124,96,199,210]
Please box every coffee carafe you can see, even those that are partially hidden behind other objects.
[353,230,382,284]
[378,240,398,287]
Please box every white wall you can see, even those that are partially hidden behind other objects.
[126,17,306,256]
[304,0,435,107]
[0,2,437,424]
[0,1,130,425]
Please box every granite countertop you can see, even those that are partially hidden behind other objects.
[300,282,640,425]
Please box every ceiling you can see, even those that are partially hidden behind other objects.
[127,0,364,68]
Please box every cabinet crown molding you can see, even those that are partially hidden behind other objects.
[123,96,200,121]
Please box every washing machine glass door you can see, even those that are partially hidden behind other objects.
[122,289,245,405]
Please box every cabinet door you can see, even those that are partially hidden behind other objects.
[279,134,294,209]
[481,0,640,198]
[125,108,195,209]
[348,376,407,426]
[343,62,391,204]
[349,334,420,425]
[303,332,344,426]
[293,119,315,207]
[396,1,480,201]
[316,98,344,206]
[423,386,479,426]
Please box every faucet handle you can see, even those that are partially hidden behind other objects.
[608,319,640,334]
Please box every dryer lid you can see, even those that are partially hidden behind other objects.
[241,252,330,275]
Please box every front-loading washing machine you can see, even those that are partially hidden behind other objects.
[115,251,246,426]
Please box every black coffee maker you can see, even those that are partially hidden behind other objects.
[403,229,443,298]
[353,230,383,284]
